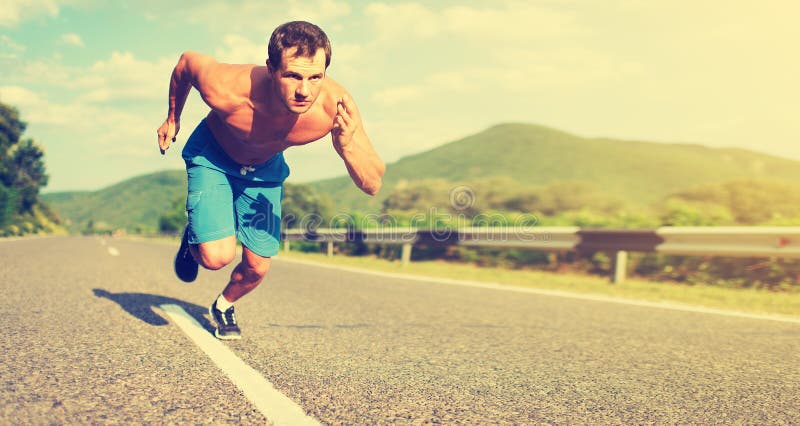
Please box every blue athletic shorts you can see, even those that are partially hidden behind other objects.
[181,119,291,257]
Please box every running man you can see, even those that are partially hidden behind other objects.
[156,21,385,340]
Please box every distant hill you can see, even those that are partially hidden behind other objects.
[43,123,800,232]
[42,170,186,233]
[313,123,800,212]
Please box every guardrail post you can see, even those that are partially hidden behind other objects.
[401,242,413,266]
[327,241,334,257]
[284,240,290,252]
[612,250,628,284]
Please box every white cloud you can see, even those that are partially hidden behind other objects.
[0,35,26,52]
[180,0,351,34]
[443,2,578,42]
[287,0,352,23]
[0,34,26,60]
[483,46,643,91]
[0,85,82,125]
[331,43,362,63]
[0,84,152,137]
[59,32,84,47]
[4,50,175,108]
[426,71,468,92]
[214,34,265,64]
[371,85,423,106]
[364,1,578,43]
[213,33,366,73]
[0,84,170,162]
[13,57,100,89]
[324,42,364,83]
[83,51,174,101]
[363,3,439,40]
[370,71,474,107]
[0,85,40,105]
[0,0,60,27]
[368,41,644,109]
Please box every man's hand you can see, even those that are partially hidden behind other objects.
[157,119,180,155]
[329,93,384,195]
[331,95,360,153]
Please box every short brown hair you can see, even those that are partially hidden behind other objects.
[268,21,331,69]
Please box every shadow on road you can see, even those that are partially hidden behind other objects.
[93,288,214,333]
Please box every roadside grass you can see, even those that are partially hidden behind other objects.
[277,249,800,318]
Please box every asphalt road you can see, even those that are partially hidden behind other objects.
[1,236,798,424]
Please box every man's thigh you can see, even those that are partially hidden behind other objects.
[186,164,236,244]
[232,181,283,258]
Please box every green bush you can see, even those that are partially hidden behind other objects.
[158,196,187,234]
[631,254,800,291]
[3,225,19,236]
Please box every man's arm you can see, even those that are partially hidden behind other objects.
[157,51,225,154]
[331,95,385,196]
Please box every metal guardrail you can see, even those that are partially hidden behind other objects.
[281,227,800,283]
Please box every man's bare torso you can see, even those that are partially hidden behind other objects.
[203,65,340,165]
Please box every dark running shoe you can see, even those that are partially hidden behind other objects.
[209,299,242,340]
[174,226,198,283]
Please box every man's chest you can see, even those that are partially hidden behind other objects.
[222,109,333,147]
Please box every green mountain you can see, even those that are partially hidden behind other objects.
[42,170,186,233]
[314,123,800,211]
[43,123,800,232]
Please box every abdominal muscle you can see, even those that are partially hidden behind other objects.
[205,112,286,165]
[204,107,333,166]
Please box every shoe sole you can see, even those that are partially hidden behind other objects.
[214,329,242,340]
[209,305,242,340]
[175,228,198,283]
[174,256,198,283]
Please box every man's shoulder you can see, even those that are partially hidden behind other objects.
[323,76,348,97]
[206,63,260,93]
[194,62,260,112]
[189,53,258,82]
[214,63,261,83]
[320,76,354,108]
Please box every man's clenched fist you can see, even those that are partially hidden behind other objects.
[157,119,180,155]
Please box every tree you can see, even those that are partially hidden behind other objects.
[282,183,335,228]
[8,139,48,212]
[381,179,453,213]
[0,102,25,191]
[667,179,800,225]
[0,98,56,233]
[0,185,18,228]
[158,196,187,234]
[0,102,26,162]
[657,199,734,226]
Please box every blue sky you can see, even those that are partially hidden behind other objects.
[1,0,798,192]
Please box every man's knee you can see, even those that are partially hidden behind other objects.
[194,239,236,270]
[199,254,235,271]
[243,249,271,278]
[248,258,271,278]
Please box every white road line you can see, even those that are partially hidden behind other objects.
[275,256,800,325]
[107,247,120,256]
[159,304,321,426]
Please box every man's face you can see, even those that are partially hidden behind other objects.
[269,47,327,114]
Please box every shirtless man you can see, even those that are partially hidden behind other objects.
[156,21,385,340]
